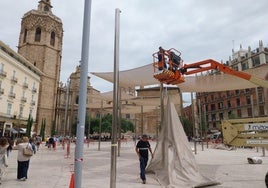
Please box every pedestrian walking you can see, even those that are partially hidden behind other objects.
[135,134,154,184]
[0,137,9,184]
[13,137,33,181]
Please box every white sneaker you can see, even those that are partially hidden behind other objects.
[20,177,26,181]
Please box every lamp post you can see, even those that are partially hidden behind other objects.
[64,78,70,136]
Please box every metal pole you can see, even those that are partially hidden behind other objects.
[64,78,70,136]
[191,93,197,154]
[160,83,164,131]
[98,100,103,151]
[141,105,144,135]
[110,8,121,188]
[204,104,208,148]
[118,87,122,157]
[198,99,204,151]
[74,0,92,187]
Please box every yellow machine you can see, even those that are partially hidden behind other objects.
[222,117,268,149]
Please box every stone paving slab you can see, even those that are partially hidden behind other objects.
[0,141,267,188]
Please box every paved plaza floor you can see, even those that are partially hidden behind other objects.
[1,140,267,188]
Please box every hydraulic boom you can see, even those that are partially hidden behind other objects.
[153,48,268,88]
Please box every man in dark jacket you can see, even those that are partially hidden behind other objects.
[135,134,154,184]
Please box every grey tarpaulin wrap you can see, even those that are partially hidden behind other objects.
[146,99,219,188]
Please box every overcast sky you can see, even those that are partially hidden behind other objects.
[1,0,268,96]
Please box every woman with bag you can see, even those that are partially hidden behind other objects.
[0,137,9,184]
[13,137,33,181]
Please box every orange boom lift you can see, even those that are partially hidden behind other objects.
[153,48,268,88]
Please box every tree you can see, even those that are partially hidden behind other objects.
[85,113,90,136]
[121,119,134,133]
[40,118,46,141]
[180,116,191,136]
[51,120,56,136]
[26,115,33,138]
[90,117,100,133]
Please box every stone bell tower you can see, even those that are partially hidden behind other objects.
[18,0,63,134]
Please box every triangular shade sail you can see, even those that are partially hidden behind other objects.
[146,100,219,187]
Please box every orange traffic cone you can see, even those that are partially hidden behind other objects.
[69,173,74,188]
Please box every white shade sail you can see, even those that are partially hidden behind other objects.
[91,63,268,92]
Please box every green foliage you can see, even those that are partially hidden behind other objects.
[228,112,236,119]
[50,120,56,136]
[180,116,191,135]
[71,113,134,136]
[121,118,134,133]
[101,114,112,134]
[26,115,33,138]
[40,118,46,141]
[90,118,100,133]
[84,114,90,136]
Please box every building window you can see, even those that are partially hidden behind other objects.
[227,100,231,108]
[259,106,264,116]
[19,106,24,118]
[7,103,12,115]
[44,5,49,11]
[258,94,263,103]
[0,63,3,71]
[211,114,216,121]
[219,113,223,120]
[35,27,41,42]
[246,96,251,105]
[212,122,216,128]
[247,108,252,117]
[236,98,240,106]
[211,104,215,111]
[218,102,223,109]
[126,114,130,119]
[23,29,28,43]
[237,109,241,117]
[241,62,249,70]
[9,85,14,94]
[252,56,260,67]
[50,31,55,46]
[29,109,33,116]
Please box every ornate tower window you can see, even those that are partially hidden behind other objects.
[50,31,55,46]
[44,5,49,12]
[23,29,28,43]
[35,27,41,42]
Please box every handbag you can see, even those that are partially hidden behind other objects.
[23,144,33,156]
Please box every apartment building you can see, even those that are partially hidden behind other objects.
[0,40,42,133]
[196,40,268,131]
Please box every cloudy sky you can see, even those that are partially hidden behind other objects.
[1,0,268,96]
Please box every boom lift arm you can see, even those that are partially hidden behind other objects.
[153,49,268,88]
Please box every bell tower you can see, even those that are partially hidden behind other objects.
[18,0,63,134]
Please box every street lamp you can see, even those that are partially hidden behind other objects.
[64,78,70,136]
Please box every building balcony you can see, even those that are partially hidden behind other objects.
[8,92,16,98]
[0,88,4,95]
[31,100,36,106]
[21,97,27,103]
[32,87,37,93]
[0,70,7,78]
[11,76,18,83]
[23,83,28,89]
